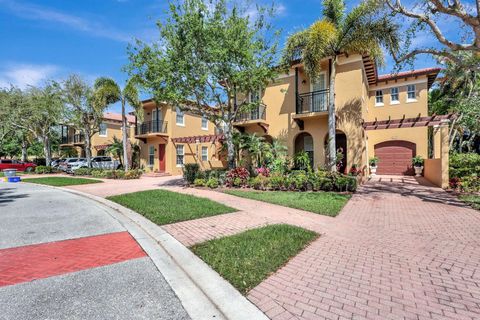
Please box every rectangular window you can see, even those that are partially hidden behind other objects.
[390,87,399,103]
[375,90,383,105]
[176,107,185,126]
[176,145,184,166]
[148,146,155,166]
[99,123,107,136]
[201,116,208,130]
[407,85,416,101]
[201,146,208,161]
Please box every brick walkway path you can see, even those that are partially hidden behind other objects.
[163,177,480,320]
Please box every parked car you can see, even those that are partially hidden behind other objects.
[58,158,83,172]
[50,158,66,168]
[69,156,121,173]
[0,159,37,172]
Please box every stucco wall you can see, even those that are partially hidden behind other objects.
[424,159,443,187]
[366,127,429,160]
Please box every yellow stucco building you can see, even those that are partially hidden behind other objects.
[59,112,136,158]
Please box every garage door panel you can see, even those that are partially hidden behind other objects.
[374,141,416,176]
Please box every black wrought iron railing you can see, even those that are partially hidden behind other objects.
[74,134,85,144]
[296,90,329,114]
[61,136,71,144]
[235,105,266,122]
[136,120,168,135]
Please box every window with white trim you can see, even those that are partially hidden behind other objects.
[176,107,185,126]
[201,146,208,161]
[390,87,399,103]
[201,116,208,130]
[176,145,184,166]
[407,85,416,101]
[375,90,383,105]
[148,146,155,167]
[99,123,107,136]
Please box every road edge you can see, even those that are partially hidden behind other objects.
[37,184,269,320]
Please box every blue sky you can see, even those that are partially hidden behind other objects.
[0,0,449,112]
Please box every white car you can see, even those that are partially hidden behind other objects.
[69,156,121,173]
[59,158,84,172]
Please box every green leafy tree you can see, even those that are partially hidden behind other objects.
[62,75,112,168]
[2,84,64,165]
[93,78,140,171]
[281,0,400,171]
[127,0,279,169]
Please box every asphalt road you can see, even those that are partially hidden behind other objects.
[0,182,190,320]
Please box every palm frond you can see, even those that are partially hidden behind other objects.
[322,0,345,28]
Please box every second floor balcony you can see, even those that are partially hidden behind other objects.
[60,133,85,146]
[135,120,168,137]
[233,105,268,133]
[296,89,329,115]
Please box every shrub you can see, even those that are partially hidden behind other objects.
[450,153,480,179]
[268,174,285,190]
[290,173,308,191]
[35,166,54,174]
[194,178,206,187]
[226,167,250,187]
[269,157,290,175]
[248,175,269,190]
[319,178,334,191]
[206,177,220,189]
[183,163,200,184]
[460,175,480,193]
[124,169,143,179]
[334,175,357,192]
[293,151,311,171]
[91,169,106,178]
[449,177,461,189]
[74,168,92,176]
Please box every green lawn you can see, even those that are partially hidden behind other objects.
[22,177,102,186]
[459,194,480,210]
[107,189,236,225]
[223,190,350,217]
[192,224,317,294]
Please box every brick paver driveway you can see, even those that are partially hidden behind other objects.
[164,177,480,320]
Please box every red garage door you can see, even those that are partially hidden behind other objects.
[374,141,416,175]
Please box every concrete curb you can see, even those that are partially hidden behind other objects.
[30,183,268,320]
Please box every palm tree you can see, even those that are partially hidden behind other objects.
[93,78,140,171]
[245,133,268,168]
[106,136,124,167]
[282,0,400,171]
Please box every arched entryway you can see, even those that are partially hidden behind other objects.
[324,131,347,173]
[374,140,416,175]
[294,132,314,169]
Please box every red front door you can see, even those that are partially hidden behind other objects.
[158,144,166,172]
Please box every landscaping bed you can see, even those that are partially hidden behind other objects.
[22,177,102,186]
[74,168,143,180]
[223,190,350,216]
[459,194,480,210]
[192,224,317,294]
[107,189,236,225]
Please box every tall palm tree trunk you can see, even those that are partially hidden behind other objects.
[328,58,337,172]
[121,98,129,171]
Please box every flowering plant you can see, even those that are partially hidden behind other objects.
[226,167,250,187]
[256,167,270,177]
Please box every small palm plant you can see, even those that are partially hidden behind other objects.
[106,136,124,168]
[282,0,400,171]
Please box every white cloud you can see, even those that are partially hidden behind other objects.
[0,63,60,89]
[0,0,131,42]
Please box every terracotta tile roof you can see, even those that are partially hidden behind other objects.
[103,112,136,124]
[377,67,441,88]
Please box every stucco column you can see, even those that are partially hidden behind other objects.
[433,120,450,188]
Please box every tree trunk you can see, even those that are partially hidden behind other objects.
[328,59,337,172]
[21,136,28,162]
[84,129,93,168]
[121,98,129,171]
[43,136,52,166]
[224,124,236,169]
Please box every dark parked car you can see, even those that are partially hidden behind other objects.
[0,159,37,172]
